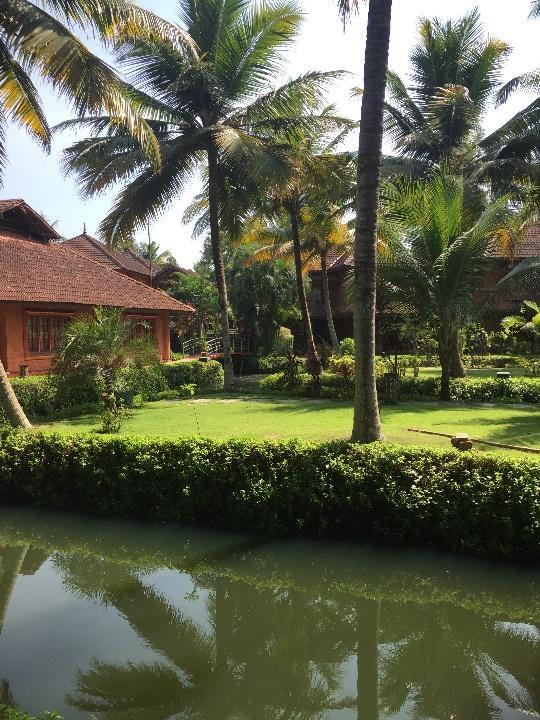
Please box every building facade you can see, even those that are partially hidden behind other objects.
[0,200,194,375]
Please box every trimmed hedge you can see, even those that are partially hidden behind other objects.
[0,375,98,423]
[0,432,538,558]
[160,359,223,394]
[260,372,540,403]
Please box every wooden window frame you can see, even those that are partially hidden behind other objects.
[24,311,74,357]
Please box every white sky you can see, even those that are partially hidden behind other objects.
[3,0,538,267]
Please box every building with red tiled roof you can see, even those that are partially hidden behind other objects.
[307,225,540,344]
[63,231,192,289]
[0,200,195,375]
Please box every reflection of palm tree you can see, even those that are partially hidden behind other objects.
[59,556,352,719]
[379,602,540,719]
[0,546,28,633]
[357,599,380,720]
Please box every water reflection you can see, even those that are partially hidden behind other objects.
[0,509,538,720]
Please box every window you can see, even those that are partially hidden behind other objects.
[27,315,71,354]
[126,316,157,342]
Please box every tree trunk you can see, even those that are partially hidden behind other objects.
[321,250,340,351]
[0,360,31,429]
[450,330,467,378]
[289,202,322,395]
[356,598,380,720]
[207,145,234,390]
[438,323,454,401]
[351,0,393,443]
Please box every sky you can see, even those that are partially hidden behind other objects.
[3,0,538,268]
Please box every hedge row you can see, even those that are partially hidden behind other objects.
[1,360,224,423]
[260,372,540,403]
[0,432,538,558]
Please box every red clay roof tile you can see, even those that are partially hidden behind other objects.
[0,230,194,313]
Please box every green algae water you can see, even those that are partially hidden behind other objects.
[0,508,538,720]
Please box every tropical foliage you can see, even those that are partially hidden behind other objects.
[60,0,343,391]
[377,170,540,399]
[54,307,158,432]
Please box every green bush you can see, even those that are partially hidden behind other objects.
[0,432,538,558]
[340,338,355,356]
[259,372,310,396]
[161,360,224,393]
[0,375,98,424]
[0,708,61,720]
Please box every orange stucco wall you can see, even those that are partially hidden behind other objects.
[0,302,171,375]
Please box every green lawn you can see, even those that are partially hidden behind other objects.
[414,366,528,378]
[38,396,540,458]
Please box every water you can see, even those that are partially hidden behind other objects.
[0,508,538,720]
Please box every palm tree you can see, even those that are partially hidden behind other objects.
[338,0,393,443]
[378,170,540,400]
[0,1,194,174]
[532,0,540,17]
[60,0,340,391]
[384,11,509,169]
[246,204,352,352]
[54,306,158,432]
[383,10,540,201]
[0,1,193,430]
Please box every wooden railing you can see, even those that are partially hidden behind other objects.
[182,336,251,355]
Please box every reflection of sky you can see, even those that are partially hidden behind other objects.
[0,560,179,718]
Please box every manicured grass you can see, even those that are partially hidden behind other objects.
[38,396,540,458]
[414,366,528,378]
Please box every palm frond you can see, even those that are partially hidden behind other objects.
[0,35,50,147]
[6,1,162,166]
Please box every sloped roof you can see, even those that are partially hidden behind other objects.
[0,199,60,240]
[487,222,540,258]
[64,232,190,279]
[0,230,194,313]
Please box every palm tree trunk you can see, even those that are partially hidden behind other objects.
[0,360,31,429]
[356,598,380,720]
[207,145,234,390]
[321,249,340,351]
[438,323,454,401]
[289,201,322,395]
[450,330,467,378]
[351,0,393,444]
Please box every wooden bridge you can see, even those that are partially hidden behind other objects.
[182,336,251,359]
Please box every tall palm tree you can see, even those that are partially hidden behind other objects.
[0,366,31,429]
[378,170,540,400]
[60,0,340,391]
[338,0,393,443]
[383,10,540,200]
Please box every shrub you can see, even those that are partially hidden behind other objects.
[119,363,168,400]
[340,337,355,356]
[259,372,310,396]
[320,373,354,400]
[0,708,61,720]
[0,375,98,425]
[0,433,538,558]
[328,354,355,380]
[161,360,224,393]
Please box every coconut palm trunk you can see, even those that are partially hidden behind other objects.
[356,598,380,720]
[0,360,31,429]
[289,202,322,394]
[451,332,467,378]
[207,145,234,390]
[320,249,340,351]
[438,319,456,401]
[351,0,393,443]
